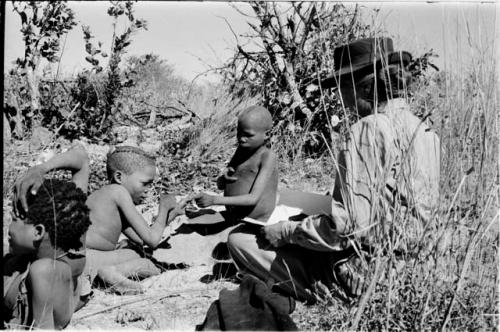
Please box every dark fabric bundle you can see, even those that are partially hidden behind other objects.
[197,274,298,331]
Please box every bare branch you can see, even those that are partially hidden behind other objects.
[229,3,254,18]
[217,15,239,44]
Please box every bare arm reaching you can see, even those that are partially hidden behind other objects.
[121,197,188,248]
[13,144,89,216]
[113,189,178,249]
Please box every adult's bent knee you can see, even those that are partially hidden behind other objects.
[227,225,256,253]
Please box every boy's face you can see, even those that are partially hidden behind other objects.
[8,214,38,255]
[237,116,268,150]
[120,164,156,205]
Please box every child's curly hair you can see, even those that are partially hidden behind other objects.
[26,179,91,252]
[106,145,156,181]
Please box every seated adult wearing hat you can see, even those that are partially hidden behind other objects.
[226,37,440,303]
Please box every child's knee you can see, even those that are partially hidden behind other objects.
[136,259,161,275]
[97,265,118,278]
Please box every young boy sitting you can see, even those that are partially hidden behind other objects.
[194,105,278,223]
[4,178,91,329]
[14,145,185,295]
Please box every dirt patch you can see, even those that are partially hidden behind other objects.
[70,215,241,330]
[3,140,318,330]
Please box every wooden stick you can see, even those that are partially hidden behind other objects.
[73,286,213,322]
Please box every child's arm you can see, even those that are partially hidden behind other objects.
[13,144,89,215]
[196,151,276,208]
[113,190,177,249]
[122,196,188,247]
[122,227,144,245]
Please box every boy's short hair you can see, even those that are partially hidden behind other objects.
[106,145,156,180]
[26,179,91,252]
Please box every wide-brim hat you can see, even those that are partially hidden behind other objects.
[321,37,412,88]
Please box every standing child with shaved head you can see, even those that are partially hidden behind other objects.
[195,105,278,223]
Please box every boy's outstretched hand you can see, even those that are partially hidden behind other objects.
[160,195,191,223]
[13,165,46,217]
[194,193,216,208]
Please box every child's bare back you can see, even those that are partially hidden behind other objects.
[225,146,278,221]
[85,184,128,251]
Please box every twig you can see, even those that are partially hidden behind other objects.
[53,102,81,137]
[73,286,212,322]
[351,255,386,330]
[55,32,68,81]
[218,15,239,43]
[176,99,201,119]
[73,294,177,321]
[440,228,480,331]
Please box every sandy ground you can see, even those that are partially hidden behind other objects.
[3,140,316,330]
[69,212,241,330]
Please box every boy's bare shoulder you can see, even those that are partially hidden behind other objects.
[88,183,128,201]
[29,258,71,280]
[259,147,277,163]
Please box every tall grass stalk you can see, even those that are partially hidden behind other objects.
[348,25,497,331]
[281,12,498,330]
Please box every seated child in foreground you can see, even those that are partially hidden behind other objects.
[85,146,186,294]
[14,145,185,295]
[195,105,278,222]
[4,179,91,329]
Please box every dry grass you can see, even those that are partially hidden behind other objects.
[3,62,497,329]
[286,36,499,331]
[3,18,499,331]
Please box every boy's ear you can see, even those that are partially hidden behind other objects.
[113,170,124,184]
[33,224,46,242]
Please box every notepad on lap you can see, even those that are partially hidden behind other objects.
[242,204,303,226]
[242,190,333,226]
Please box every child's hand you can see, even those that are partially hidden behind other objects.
[13,165,46,217]
[177,197,190,211]
[194,193,216,208]
[170,197,191,217]
[159,194,177,212]
[217,167,238,190]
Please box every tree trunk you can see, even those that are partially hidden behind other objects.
[3,113,12,143]
[147,78,158,128]
[26,67,40,112]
